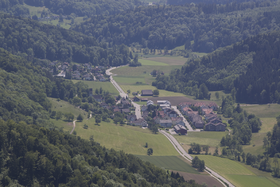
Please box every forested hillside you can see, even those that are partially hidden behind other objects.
[0,119,202,187]
[0,13,130,66]
[0,0,142,17]
[73,0,280,52]
[152,31,280,104]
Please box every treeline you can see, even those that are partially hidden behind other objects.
[0,0,142,17]
[73,0,279,52]
[0,13,130,66]
[166,0,263,5]
[153,31,280,104]
[0,119,203,187]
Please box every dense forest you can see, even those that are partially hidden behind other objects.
[73,0,280,52]
[0,13,131,66]
[0,119,202,187]
[152,30,280,104]
[0,0,142,17]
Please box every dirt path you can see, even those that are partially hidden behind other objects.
[70,120,77,134]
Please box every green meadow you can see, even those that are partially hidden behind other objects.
[138,59,169,66]
[175,131,228,148]
[73,118,179,156]
[72,80,119,95]
[136,155,200,174]
[225,175,279,187]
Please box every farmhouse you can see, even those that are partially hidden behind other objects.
[141,90,153,96]
[132,96,140,102]
[127,115,137,122]
[192,115,204,129]
[174,124,187,135]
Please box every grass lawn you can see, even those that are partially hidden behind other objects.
[72,80,119,95]
[114,76,148,85]
[138,59,169,66]
[175,131,228,147]
[49,118,73,132]
[241,104,280,118]
[259,118,277,133]
[136,155,200,174]
[48,97,87,119]
[196,155,254,176]
[74,118,179,156]
[243,132,266,155]
[225,175,279,187]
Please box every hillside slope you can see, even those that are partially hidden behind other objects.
[72,0,280,52]
[152,31,280,104]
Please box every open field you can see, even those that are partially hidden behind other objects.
[49,118,73,132]
[138,59,169,66]
[196,155,254,176]
[136,155,199,174]
[243,132,266,155]
[111,65,182,77]
[259,118,277,133]
[72,80,119,95]
[175,131,228,148]
[74,118,179,156]
[120,85,187,97]
[225,175,278,187]
[241,104,280,118]
[114,76,149,85]
[144,57,187,65]
[176,171,223,187]
[48,97,87,119]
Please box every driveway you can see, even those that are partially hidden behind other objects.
[171,106,194,131]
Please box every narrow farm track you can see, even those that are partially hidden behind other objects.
[70,120,77,134]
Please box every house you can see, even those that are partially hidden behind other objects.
[93,95,103,102]
[113,108,121,113]
[133,96,140,102]
[132,118,148,127]
[209,118,222,124]
[168,110,177,118]
[122,109,130,113]
[141,98,148,102]
[141,105,148,112]
[147,100,154,106]
[156,111,165,118]
[202,108,213,115]
[174,124,187,135]
[141,90,153,96]
[205,122,226,131]
[142,111,149,119]
[159,119,173,128]
[121,98,131,107]
[127,115,137,122]
[205,113,217,121]
[171,117,184,126]
[192,115,204,129]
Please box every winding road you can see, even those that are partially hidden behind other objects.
[160,130,235,187]
[106,66,142,119]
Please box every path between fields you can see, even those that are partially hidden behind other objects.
[70,120,77,134]
[160,130,235,187]
[106,66,142,119]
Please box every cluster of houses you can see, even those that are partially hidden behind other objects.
[48,61,108,81]
[179,102,226,131]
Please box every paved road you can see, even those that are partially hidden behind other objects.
[106,66,142,119]
[171,106,194,131]
[160,130,235,187]
[70,120,77,134]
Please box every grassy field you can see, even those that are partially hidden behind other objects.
[241,104,280,118]
[175,131,228,148]
[114,76,150,85]
[72,80,119,95]
[225,175,279,187]
[138,59,169,66]
[136,155,200,174]
[74,118,179,156]
[197,155,254,175]
[111,65,182,77]
[48,97,87,119]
